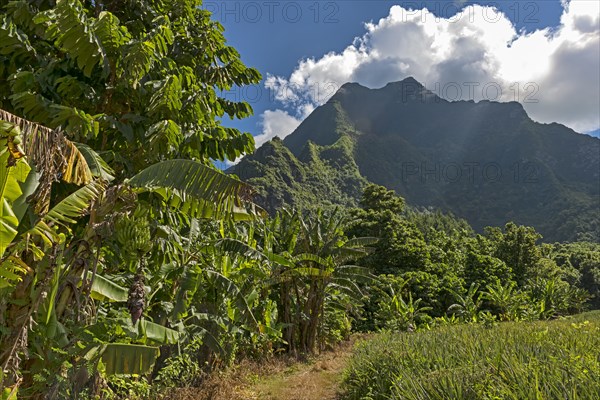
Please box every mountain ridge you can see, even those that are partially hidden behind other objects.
[232,77,600,242]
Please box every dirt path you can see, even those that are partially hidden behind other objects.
[236,339,357,400]
[162,338,362,400]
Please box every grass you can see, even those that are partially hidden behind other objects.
[243,336,363,400]
[342,311,600,400]
[159,337,362,400]
[248,350,348,400]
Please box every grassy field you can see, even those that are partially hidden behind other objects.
[342,311,600,400]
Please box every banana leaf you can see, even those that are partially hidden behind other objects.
[101,343,159,375]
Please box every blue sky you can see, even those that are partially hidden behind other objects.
[204,0,600,160]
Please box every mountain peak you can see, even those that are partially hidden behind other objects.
[379,77,440,103]
[233,74,599,242]
[331,82,369,98]
[384,76,424,88]
[332,78,427,99]
[340,82,366,90]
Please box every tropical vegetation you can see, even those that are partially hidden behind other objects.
[342,311,600,400]
[232,80,600,243]
[0,1,598,399]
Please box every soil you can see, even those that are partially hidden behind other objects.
[160,337,361,400]
[239,339,356,400]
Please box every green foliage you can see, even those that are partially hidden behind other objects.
[545,241,600,309]
[88,273,128,302]
[447,283,484,323]
[487,222,542,285]
[378,290,432,331]
[231,80,599,243]
[1,0,261,173]
[101,343,159,375]
[0,1,264,396]
[155,335,206,388]
[347,185,429,275]
[0,120,31,260]
[233,136,368,213]
[0,2,597,397]
[464,251,511,289]
[353,274,401,332]
[525,277,590,319]
[250,208,375,354]
[342,311,600,400]
[105,375,152,400]
[483,281,521,321]
[406,209,474,241]
[128,159,259,220]
[348,185,595,333]
[359,184,405,214]
[321,299,353,347]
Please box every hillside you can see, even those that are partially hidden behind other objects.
[231,77,600,242]
[232,110,368,212]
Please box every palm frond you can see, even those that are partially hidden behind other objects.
[294,253,331,267]
[100,343,159,375]
[0,129,32,258]
[215,238,265,260]
[204,270,258,328]
[88,273,128,302]
[344,237,379,247]
[18,179,105,250]
[137,320,180,344]
[0,256,31,289]
[0,109,94,185]
[74,143,115,181]
[40,179,107,227]
[127,159,262,220]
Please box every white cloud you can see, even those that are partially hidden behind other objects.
[260,0,599,135]
[253,109,302,148]
[223,110,302,166]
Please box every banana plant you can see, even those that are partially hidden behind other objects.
[1,0,264,394]
[0,112,263,390]
[447,283,483,322]
[239,209,377,354]
[0,128,31,288]
[0,109,98,260]
[381,290,432,331]
[483,280,520,321]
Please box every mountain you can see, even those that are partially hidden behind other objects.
[231,77,600,242]
[587,129,600,138]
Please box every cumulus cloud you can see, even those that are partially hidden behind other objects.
[226,107,305,166]
[259,0,599,137]
[253,109,302,148]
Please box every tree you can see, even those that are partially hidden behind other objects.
[0,0,260,174]
[359,184,405,215]
[546,242,600,309]
[487,222,542,285]
[347,185,429,275]
[378,289,432,331]
[291,208,375,353]
[0,1,263,395]
[464,251,512,290]
[484,281,521,321]
[0,112,258,395]
[263,209,375,353]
